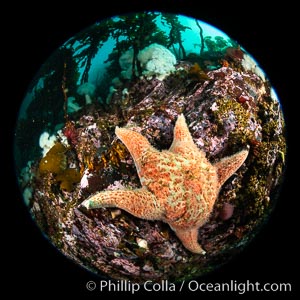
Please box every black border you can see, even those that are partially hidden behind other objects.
[6,1,297,297]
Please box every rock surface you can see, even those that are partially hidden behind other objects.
[27,63,286,282]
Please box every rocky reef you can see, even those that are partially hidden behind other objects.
[20,59,286,282]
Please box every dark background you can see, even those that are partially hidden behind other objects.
[5,0,297,297]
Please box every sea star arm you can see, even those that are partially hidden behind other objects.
[81,188,163,220]
[115,126,155,171]
[214,148,249,187]
[173,226,206,255]
[170,114,194,146]
[169,114,204,158]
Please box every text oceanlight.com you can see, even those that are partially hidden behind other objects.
[86,280,292,294]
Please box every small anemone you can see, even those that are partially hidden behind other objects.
[63,121,78,146]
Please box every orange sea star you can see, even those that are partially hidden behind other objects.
[81,114,249,254]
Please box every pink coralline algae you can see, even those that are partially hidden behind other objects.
[26,63,285,283]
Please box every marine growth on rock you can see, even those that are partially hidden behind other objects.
[14,12,286,283]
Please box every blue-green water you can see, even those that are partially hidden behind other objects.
[17,13,234,121]
[15,12,244,173]
[87,14,229,83]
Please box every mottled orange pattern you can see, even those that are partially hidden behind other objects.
[81,114,249,254]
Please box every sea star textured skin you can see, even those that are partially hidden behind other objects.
[81,114,249,254]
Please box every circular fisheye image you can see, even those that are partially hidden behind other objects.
[14,12,286,282]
